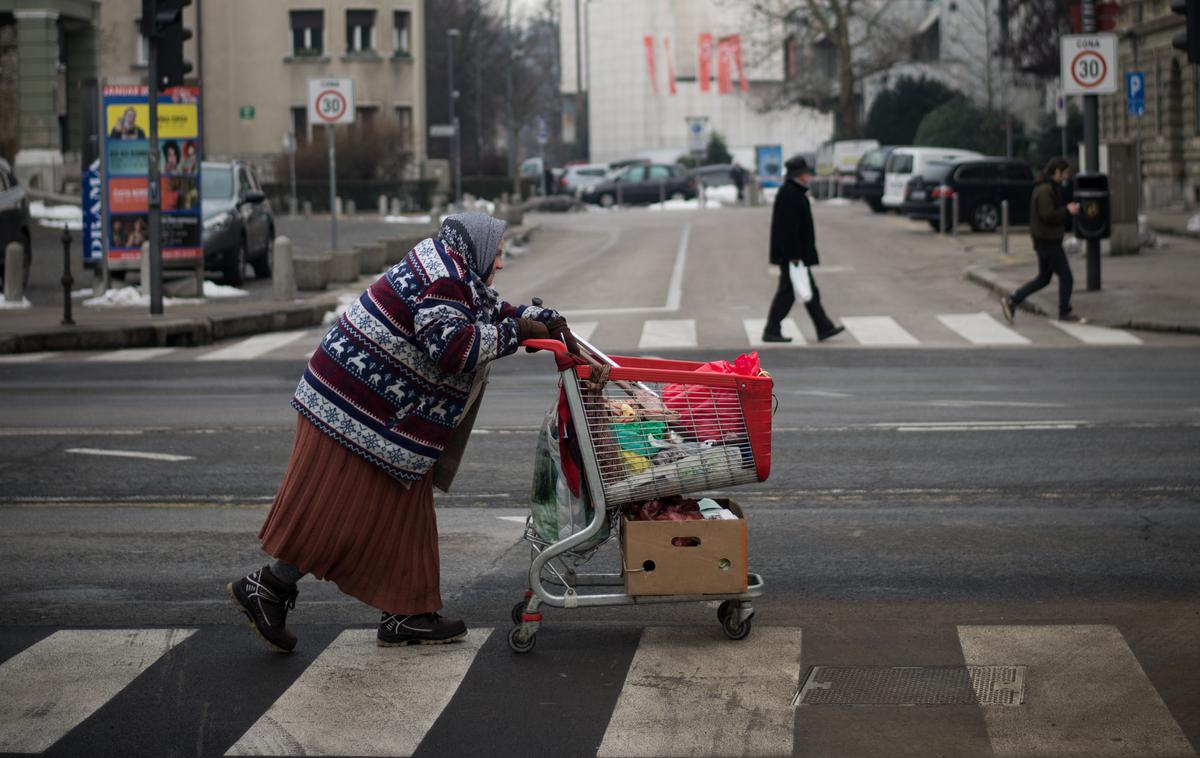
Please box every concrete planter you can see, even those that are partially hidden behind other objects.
[355,242,387,275]
[379,237,406,267]
[329,249,362,283]
[294,255,332,291]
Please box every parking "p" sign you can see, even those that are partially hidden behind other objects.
[308,78,355,125]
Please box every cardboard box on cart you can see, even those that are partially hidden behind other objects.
[620,498,748,596]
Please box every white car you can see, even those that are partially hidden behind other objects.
[559,163,610,196]
[882,147,983,209]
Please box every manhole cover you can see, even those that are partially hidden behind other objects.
[794,665,1025,706]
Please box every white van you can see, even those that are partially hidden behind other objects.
[881,147,983,209]
[816,139,880,177]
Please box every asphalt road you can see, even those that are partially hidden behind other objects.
[3,203,1198,758]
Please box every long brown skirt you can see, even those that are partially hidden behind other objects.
[258,415,442,615]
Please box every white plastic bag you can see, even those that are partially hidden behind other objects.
[789,262,813,303]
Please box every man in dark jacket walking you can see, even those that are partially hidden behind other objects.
[763,156,844,343]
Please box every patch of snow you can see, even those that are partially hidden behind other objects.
[202,281,250,298]
[1187,213,1200,233]
[702,185,739,205]
[30,200,83,231]
[821,198,853,206]
[761,186,780,204]
[648,197,722,211]
[71,288,94,299]
[82,286,203,307]
[0,297,32,309]
[383,214,433,225]
[322,293,359,325]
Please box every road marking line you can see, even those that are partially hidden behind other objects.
[562,224,690,317]
[496,516,526,523]
[196,330,311,361]
[66,447,195,462]
[598,627,801,757]
[568,321,598,342]
[920,400,1067,408]
[765,264,855,276]
[841,316,920,346]
[638,319,697,349]
[1048,320,1143,345]
[87,347,176,362]
[897,424,1078,432]
[225,628,491,757]
[744,317,806,346]
[0,629,194,753]
[958,625,1193,757]
[0,352,56,363]
[938,313,1031,345]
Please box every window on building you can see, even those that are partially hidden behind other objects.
[393,10,411,56]
[291,107,308,143]
[290,10,324,57]
[354,106,379,132]
[347,9,376,53]
[395,106,413,149]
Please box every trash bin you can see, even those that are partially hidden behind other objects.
[1073,172,1111,240]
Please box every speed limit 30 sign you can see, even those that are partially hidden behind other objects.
[308,78,356,125]
[1061,34,1119,95]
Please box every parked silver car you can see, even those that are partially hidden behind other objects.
[201,161,274,286]
[0,158,32,291]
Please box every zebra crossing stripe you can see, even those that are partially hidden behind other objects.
[1049,320,1143,345]
[597,627,802,758]
[744,318,805,346]
[0,351,55,363]
[938,313,1031,345]
[0,628,195,753]
[638,319,697,349]
[958,625,1193,757]
[197,330,312,361]
[841,316,919,346]
[88,347,177,362]
[225,628,492,757]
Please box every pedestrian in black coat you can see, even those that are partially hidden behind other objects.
[763,156,844,342]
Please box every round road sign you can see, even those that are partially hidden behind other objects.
[1070,50,1108,91]
[315,89,348,124]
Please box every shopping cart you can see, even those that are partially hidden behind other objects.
[507,335,773,653]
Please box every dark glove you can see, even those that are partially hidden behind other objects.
[545,316,580,355]
[516,318,550,342]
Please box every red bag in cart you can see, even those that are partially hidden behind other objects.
[662,353,764,443]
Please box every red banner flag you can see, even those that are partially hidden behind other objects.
[717,37,733,95]
[698,33,713,92]
[731,34,748,91]
[663,36,677,95]
[643,35,658,94]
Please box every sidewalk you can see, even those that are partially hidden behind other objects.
[1,220,539,354]
[960,228,1200,334]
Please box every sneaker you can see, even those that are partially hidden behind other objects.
[1000,296,1016,324]
[761,331,793,343]
[228,567,298,653]
[817,325,846,342]
[377,612,468,646]
[1059,312,1087,324]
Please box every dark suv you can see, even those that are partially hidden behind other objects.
[901,158,1034,232]
[201,160,274,285]
[0,158,32,291]
[580,163,697,206]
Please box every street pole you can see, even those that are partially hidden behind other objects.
[506,1,517,190]
[1083,0,1101,291]
[328,124,337,250]
[448,29,461,207]
[147,34,163,316]
[289,134,297,217]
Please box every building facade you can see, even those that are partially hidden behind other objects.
[0,0,428,188]
[560,0,833,166]
[1098,0,1198,209]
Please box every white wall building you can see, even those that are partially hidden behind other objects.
[560,0,832,166]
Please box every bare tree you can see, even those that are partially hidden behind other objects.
[1001,0,1071,79]
[939,0,1004,111]
[740,0,920,138]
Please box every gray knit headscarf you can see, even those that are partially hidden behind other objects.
[438,212,507,278]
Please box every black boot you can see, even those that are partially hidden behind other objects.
[377,612,468,646]
[228,566,299,653]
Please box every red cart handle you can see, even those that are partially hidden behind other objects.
[519,338,569,354]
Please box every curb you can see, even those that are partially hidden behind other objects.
[963,265,1200,335]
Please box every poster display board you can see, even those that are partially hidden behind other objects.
[101,85,202,267]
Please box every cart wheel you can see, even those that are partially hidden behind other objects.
[718,600,753,641]
[511,601,528,626]
[508,626,536,653]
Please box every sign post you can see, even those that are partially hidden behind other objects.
[1127,71,1145,215]
[1055,90,1069,157]
[309,77,355,251]
[1061,25,1117,291]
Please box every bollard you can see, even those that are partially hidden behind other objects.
[140,242,152,295]
[272,236,297,300]
[346,199,356,216]
[616,179,623,208]
[1001,200,1010,255]
[303,200,313,218]
[951,192,960,238]
[335,197,343,217]
[938,194,947,235]
[659,179,666,206]
[61,226,74,325]
[4,240,25,303]
[378,194,388,216]
[390,197,401,215]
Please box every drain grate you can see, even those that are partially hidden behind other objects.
[794,665,1025,706]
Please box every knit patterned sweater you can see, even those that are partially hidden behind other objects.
[292,237,554,483]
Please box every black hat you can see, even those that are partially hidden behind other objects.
[784,155,812,175]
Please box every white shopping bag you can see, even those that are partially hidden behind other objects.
[789,262,813,303]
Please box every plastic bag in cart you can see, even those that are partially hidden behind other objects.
[530,386,610,550]
[662,352,764,442]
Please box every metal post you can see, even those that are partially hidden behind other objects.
[1083,0,1101,291]
[61,226,74,325]
[939,193,948,235]
[448,29,461,207]
[328,123,337,250]
[289,133,298,217]
[659,178,665,205]
[616,177,622,207]
[951,192,960,237]
[1001,200,1010,255]
[147,35,163,316]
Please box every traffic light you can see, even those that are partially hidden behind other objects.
[140,0,193,89]
[1173,0,1200,65]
